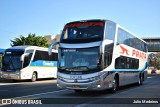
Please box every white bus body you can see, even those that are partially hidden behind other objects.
[1,46,58,82]
[49,19,148,92]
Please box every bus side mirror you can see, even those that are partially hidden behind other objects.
[20,53,29,61]
[21,54,25,62]
[48,42,59,55]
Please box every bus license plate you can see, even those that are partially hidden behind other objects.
[70,75,82,79]
[72,85,80,89]
[7,76,11,79]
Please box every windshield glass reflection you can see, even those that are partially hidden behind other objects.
[2,50,24,71]
[59,47,100,72]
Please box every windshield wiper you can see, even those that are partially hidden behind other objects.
[60,66,90,71]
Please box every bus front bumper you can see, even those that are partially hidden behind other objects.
[1,72,21,80]
[57,79,111,91]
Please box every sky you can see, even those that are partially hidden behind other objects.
[0,0,160,49]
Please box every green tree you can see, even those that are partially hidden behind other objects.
[10,33,49,47]
[148,53,160,69]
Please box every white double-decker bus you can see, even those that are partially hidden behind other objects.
[1,46,58,82]
[49,19,148,92]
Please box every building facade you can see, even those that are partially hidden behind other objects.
[44,34,60,50]
[143,37,160,52]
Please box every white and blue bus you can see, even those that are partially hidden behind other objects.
[49,19,148,92]
[1,46,58,82]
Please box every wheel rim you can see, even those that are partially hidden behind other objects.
[32,73,36,81]
[138,78,141,85]
[138,76,142,85]
[113,79,117,91]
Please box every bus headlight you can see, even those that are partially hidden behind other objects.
[89,76,100,81]
[58,76,64,81]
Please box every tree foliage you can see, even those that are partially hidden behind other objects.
[148,53,160,69]
[10,33,49,47]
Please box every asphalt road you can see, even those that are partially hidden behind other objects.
[0,78,58,99]
[0,74,160,107]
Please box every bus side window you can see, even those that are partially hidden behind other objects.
[33,50,43,62]
[115,56,139,69]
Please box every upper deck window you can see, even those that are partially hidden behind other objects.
[60,21,104,43]
[105,21,116,41]
[117,28,147,52]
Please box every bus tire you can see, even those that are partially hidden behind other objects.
[137,74,143,86]
[111,76,118,93]
[31,72,37,82]
[74,90,82,93]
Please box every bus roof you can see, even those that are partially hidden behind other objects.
[5,46,29,52]
[65,19,116,25]
[5,46,57,53]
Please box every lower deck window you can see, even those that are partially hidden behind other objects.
[115,56,139,69]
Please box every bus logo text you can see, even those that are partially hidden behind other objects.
[120,45,146,59]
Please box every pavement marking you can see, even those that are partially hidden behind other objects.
[0,80,57,86]
[0,83,23,86]
[147,77,152,79]
[76,77,156,107]
[0,89,68,106]
[14,89,68,98]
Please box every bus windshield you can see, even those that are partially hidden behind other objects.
[60,21,104,43]
[2,50,24,71]
[59,47,101,73]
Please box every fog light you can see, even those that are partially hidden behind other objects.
[97,85,101,88]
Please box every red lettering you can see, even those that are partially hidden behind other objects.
[88,22,92,26]
[136,51,139,57]
[144,54,146,59]
[141,53,143,58]
[132,49,147,59]
[64,22,103,29]
[81,23,87,26]
[95,22,103,26]
[132,49,136,56]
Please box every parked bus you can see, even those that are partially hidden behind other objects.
[0,46,58,82]
[49,19,148,92]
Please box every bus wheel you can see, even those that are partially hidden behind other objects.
[111,77,118,93]
[137,74,143,86]
[74,90,82,93]
[31,72,37,82]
